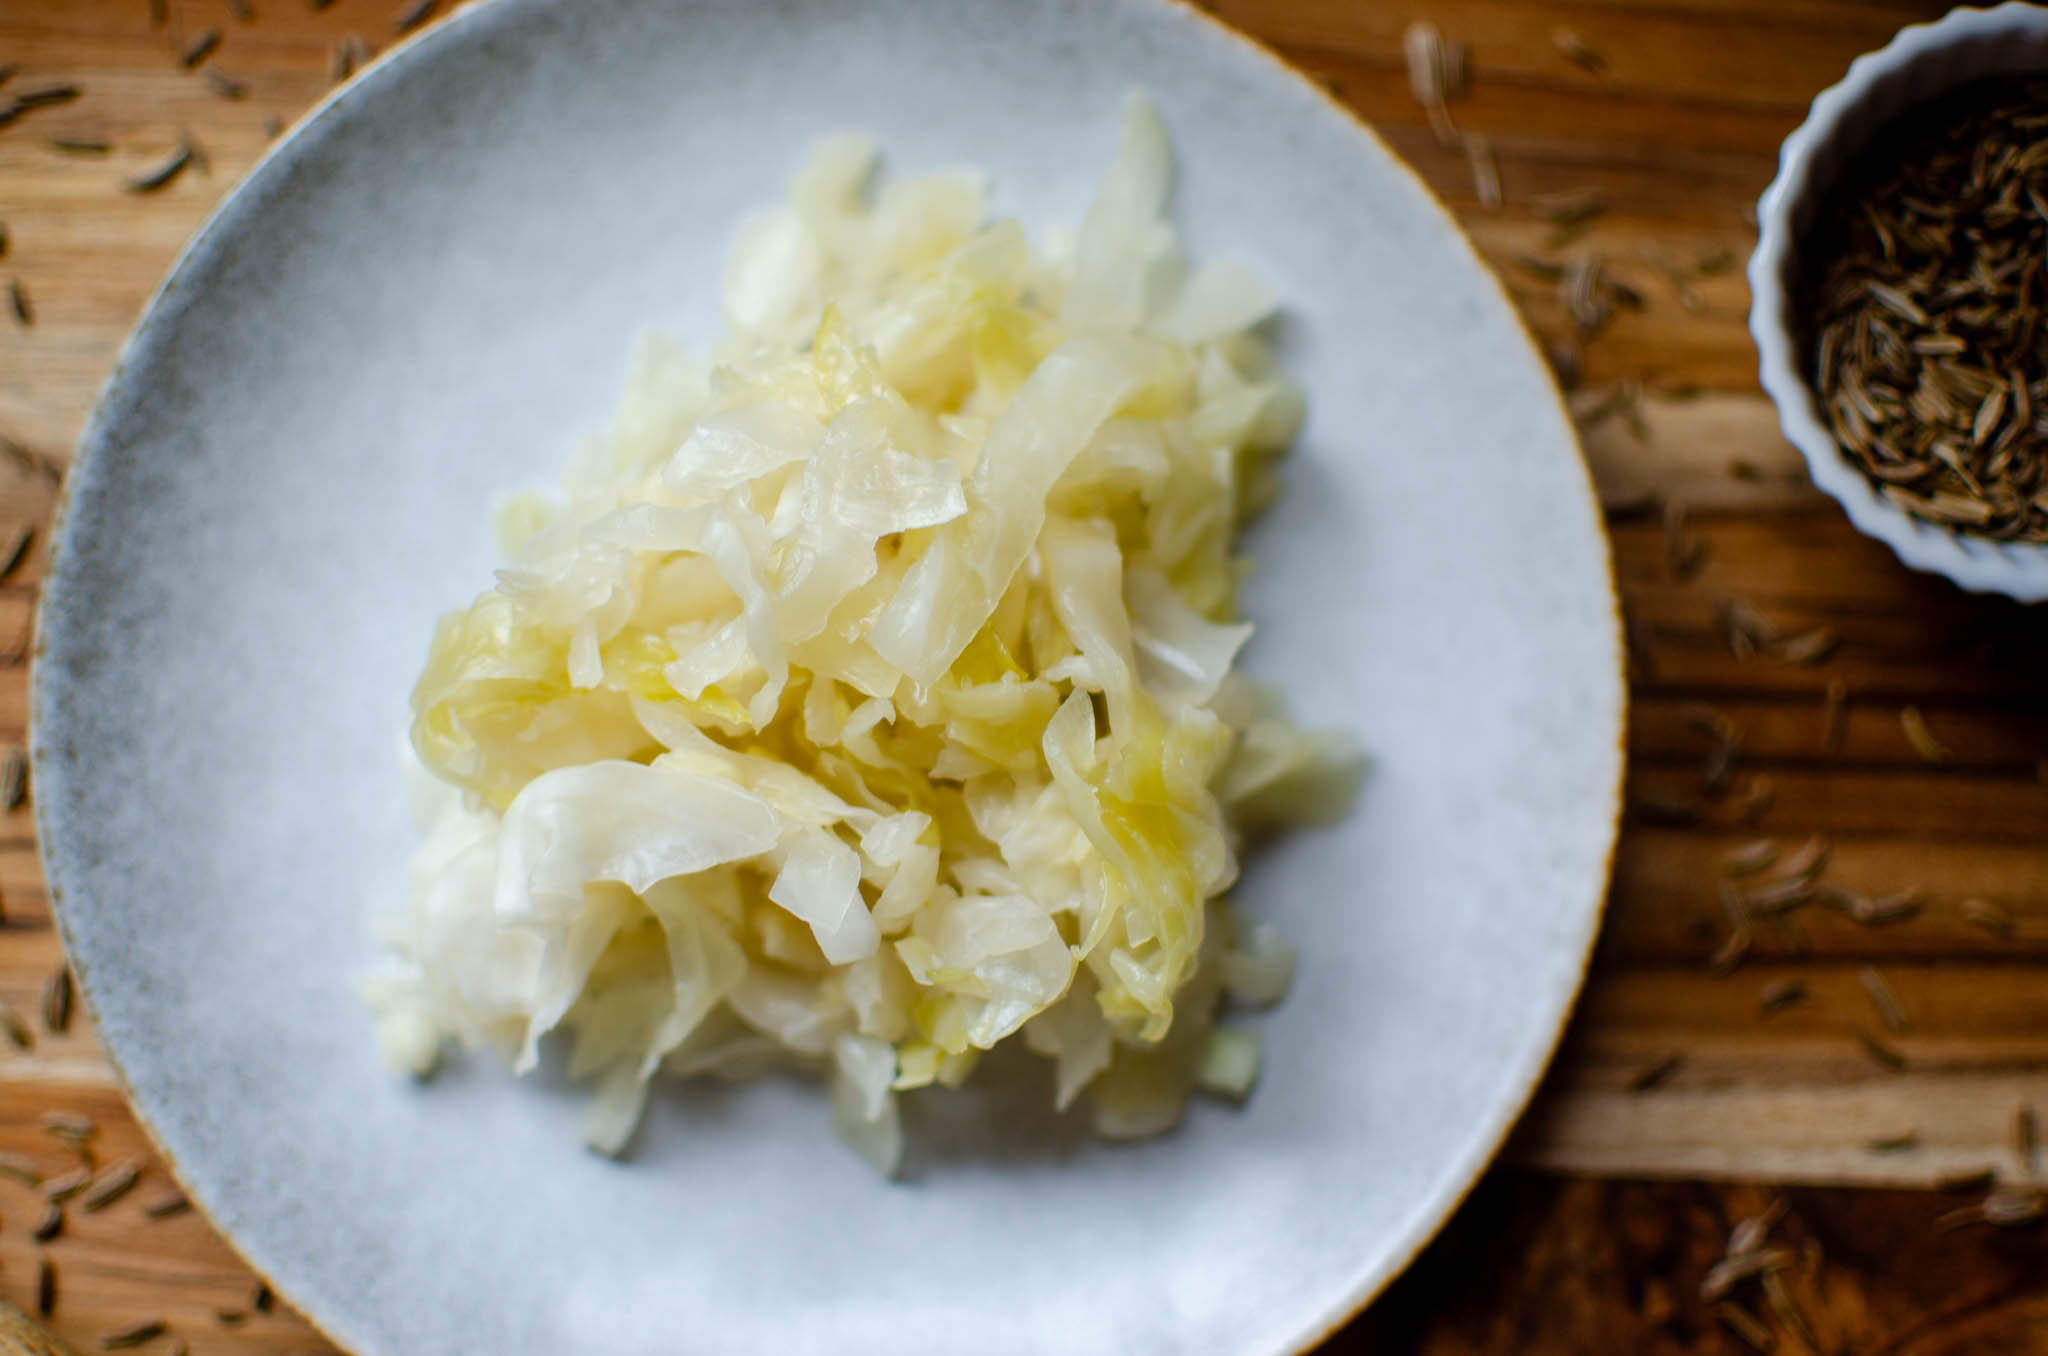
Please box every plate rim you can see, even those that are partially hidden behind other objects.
[29,0,1625,1350]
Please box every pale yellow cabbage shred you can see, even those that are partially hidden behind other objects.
[364,95,1361,1171]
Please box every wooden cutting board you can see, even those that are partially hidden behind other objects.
[1,0,2045,1351]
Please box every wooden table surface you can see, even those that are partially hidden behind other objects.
[4,0,2048,1350]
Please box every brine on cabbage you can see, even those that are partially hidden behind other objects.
[363,94,1362,1172]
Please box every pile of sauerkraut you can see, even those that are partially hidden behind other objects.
[364,95,1361,1172]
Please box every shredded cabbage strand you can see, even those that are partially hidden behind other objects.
[363,93,1363,1171]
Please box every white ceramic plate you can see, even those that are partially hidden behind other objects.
[32,2,1622,1353]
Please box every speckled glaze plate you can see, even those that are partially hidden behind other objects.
[31,2,1622,1353]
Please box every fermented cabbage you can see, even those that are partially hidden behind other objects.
[363,94,1362,1172]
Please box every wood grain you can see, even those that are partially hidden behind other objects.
[4,0,2048,1351]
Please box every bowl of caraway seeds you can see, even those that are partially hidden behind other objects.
[1753,2,2048,600]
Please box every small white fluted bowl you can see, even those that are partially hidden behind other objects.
[1751,1,2048,601]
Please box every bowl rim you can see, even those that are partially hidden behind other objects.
[1748,0,2048,602]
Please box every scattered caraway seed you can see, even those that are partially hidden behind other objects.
[48,137,112,155]
[253,1280,274,1311]
[1463,132,1500,211]
[1848,888,1926,926]
[1720,598,1779,657]
[10,278,32,327]
[1860,967,1910,1032]
[1533,187,1606,227]
[1663,500,1707,578]
[1575,380,1640,432]
[31,1199,60,1242]
[1962,897,2016,938]
[1758,978,1808,1016]
[262,114,282,138]
[215,1309,247,1325]
[0,85,84,130]
[1699,1247,1789,1300]
[149,0,167,23]
[123,141,194,194]
[1727,1196,1786,1257]
[42,1110,96,1141]
[1735,775,1776,824]
[1744,874,1814,916]
[201,67,247,99]
[0,222,8,258]
[1641,243,1703,311]
[0,1151,40,1186]
[42,966,71,1034]
[37,1255,54,1316]
[1940,1184,2047,1230]
[1626,1052,1685,1092]
[1823,678,1848,753]
[143,1191,188,1219]
[100,1318,167,1350]
[0,435,62,484]
[3,746,26,809]
[180,27,222,69]
[226,0,253,20]
[1,1006,33,1050]
[394,0,438,33]
[310,0,336,9]
[1777,834,1830,882]
[1713,882,1754,972]
[1702,735,1739,799]
[0,521,33,580]
[1621,387,1650,443]
[1682,702,1738,744]
[1697,246,1737,276]
[1857,1027,1907,1070]
[1713,1302,1774,1353]
[0,65,13,89]
[1401,21,1458,148]
[1563,254,1610,336]
[2017,1103,2038,1174]
[80,1159,139,1212]
[1867,1128,1921,1153]
[332,36,365,81]
[1723,838,1779,876]
[43,1167,90,1202]
[18,86,82,110]
[1900,706,1952,763]
[1551,26,1608,74]
[1730,458,1765,481]
[1773,626,1840,665]
[1762,1271,1820,1354]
